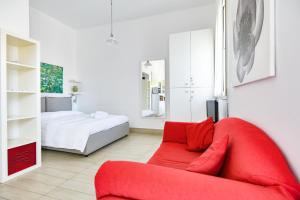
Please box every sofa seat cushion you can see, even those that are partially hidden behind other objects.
[148,142,201,170]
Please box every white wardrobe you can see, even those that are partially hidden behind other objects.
[169,29,214,122]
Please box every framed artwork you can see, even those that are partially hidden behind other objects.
[228,0,276,86]
[41,62,63,93]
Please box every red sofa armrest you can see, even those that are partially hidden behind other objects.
[162,121,194,144]
[95,161,293,200]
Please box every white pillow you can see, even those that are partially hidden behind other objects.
[91,111,109,120]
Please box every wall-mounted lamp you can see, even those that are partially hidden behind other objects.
[69,80,82,103]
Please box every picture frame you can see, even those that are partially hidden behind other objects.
[228,0,276,86]
[41,62,63,93]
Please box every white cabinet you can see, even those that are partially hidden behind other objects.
[169,32,191,88]
[191,30,214,88]
[170,88,213,122]
[170,88,191,122]
[169,29,214,122]
[190,88,213,122]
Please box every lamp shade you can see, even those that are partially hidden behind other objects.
[106,34,119,45]
[144,60,152,67]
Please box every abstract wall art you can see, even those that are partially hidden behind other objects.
[229,0,275,86]
[41,62,63,93]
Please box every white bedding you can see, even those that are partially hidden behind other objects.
[41,111,128,152]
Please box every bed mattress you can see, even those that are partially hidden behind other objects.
[42,111,129,152]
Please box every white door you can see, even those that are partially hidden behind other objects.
[191,29,214,88]
[169,32,191,88]
[170,88,191,122]
[190,87,213,122]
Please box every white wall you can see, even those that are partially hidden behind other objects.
[76,4,216,129]
[227,0,300,180]
[29,8,77,95]
[0,0,29,37]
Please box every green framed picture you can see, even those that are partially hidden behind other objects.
[41,62,63,93]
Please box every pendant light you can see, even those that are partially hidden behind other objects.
[144,60,152,67]
[106,0,118,44]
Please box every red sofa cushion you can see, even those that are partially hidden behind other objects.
[148,142,201,170]
[163,121,194,144]
[186,135,229,175]
[214,118,300,197]
[186,117,214,151]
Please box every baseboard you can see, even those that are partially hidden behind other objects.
[130,128,163,135]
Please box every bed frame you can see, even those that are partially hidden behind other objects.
[41,97,129,156]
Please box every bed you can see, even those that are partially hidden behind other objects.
[41,97,129,156]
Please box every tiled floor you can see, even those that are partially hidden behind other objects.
[0,132,162,200]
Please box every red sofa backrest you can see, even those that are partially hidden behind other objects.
[214,118,300,193]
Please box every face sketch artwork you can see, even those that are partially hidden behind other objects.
[233,0,264,83]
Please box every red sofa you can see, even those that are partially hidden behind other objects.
[95,118,300,200]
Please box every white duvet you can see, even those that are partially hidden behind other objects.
[41,111,128,152]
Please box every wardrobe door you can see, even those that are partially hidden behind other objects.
[169,32,191,88]
[191,29,214,88]
[190,88,213,122]
[170,88,191,122]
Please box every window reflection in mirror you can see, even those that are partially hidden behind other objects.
[141,60,166,118]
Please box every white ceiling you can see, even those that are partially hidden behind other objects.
[29,0,215,29]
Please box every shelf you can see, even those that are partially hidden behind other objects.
[7,138,36,149]
[7,90,37,94]
[7,66,38,92]
[7,93,38,121]
[7,116,36,122]
[7,35,36,47]
[7,61,37,70]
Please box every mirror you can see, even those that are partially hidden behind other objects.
[141,60,166,118]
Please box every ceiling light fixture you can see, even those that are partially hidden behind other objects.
[144,60,152,67]
[106,0,118,44]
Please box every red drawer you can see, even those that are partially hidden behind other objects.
[8,142,36,175]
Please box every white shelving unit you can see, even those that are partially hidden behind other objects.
[0,30,41,183]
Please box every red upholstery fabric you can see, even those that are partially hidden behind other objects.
[148,142,201,170]
[186,135,228,175]
[186,117,214,151]
[95,161,295,200]
[213,118,300,198]
[100,196,131,200]
[162,121,194,144]
[95,118,300,200]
